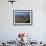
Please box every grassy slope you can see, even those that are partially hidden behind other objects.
[15,15,31,23]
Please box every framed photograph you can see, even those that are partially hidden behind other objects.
[13,10,32,25]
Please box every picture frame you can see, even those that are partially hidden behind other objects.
[13,10,32,25]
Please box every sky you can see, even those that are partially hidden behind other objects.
[15,12,30,16]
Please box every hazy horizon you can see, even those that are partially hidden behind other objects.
[15,12,30,16]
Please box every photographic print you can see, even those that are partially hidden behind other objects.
[13,10,32,25]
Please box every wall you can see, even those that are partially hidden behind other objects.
[0,0,46,42]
